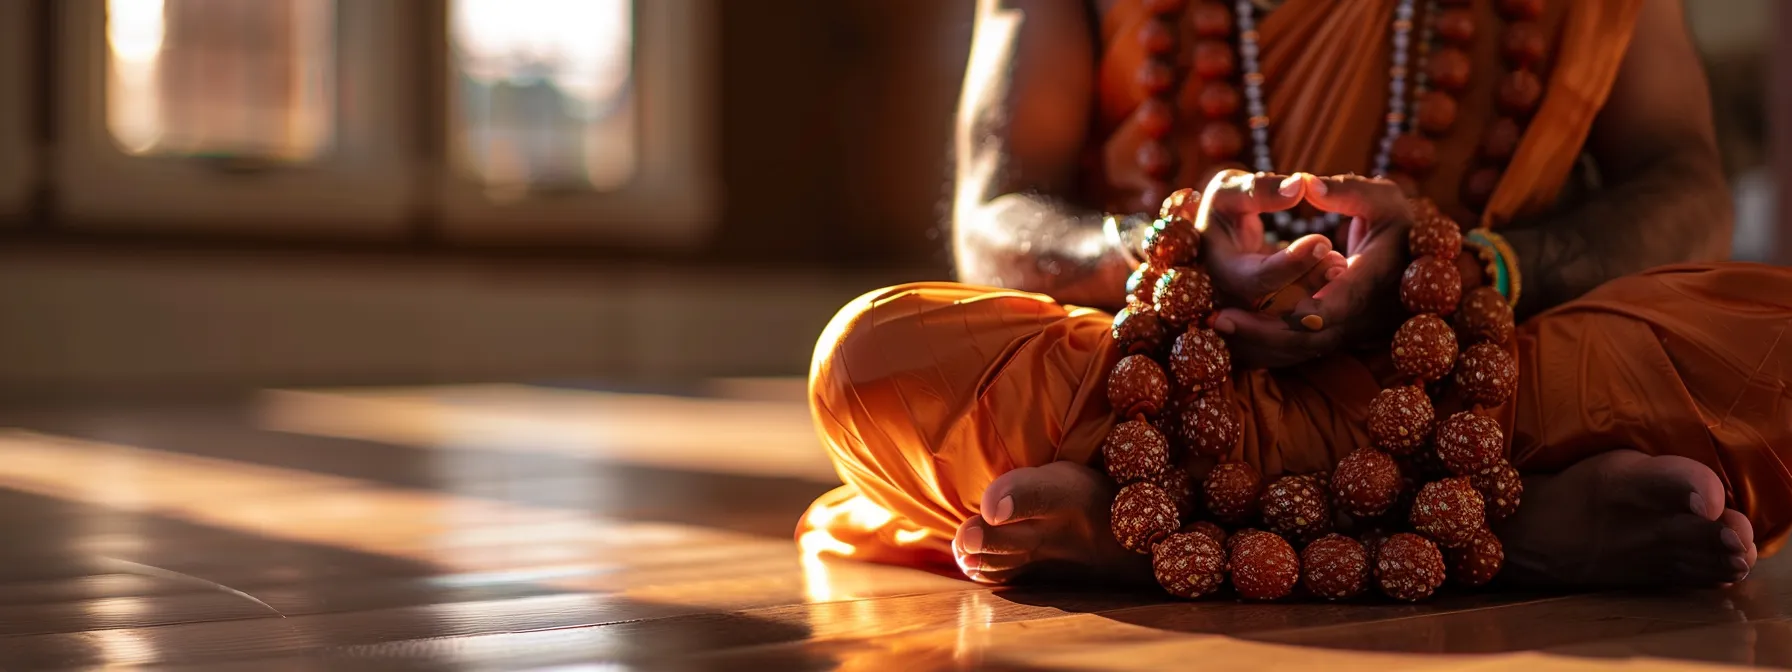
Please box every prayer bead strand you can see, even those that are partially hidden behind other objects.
[1386,0,1445,196]
[1462,0,1550,213]
[1133,0,1191,213]
[1190,1,1247,186]
[1099,193,1522,602]
[1233,0,1349,237]
[1371,0,1421,179]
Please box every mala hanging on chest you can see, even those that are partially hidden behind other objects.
[1124,0,1551,235]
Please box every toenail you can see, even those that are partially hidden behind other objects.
[1721,529,1743,552]
[962,526,984,553]
[960,553,982,573]
[1689,494,1708,519]
[991,496,1014,524]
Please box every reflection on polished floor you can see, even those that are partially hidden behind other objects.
[0,382,1786,670]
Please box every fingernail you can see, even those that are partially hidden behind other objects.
[1213,315,1236,334]
[1721,528,1743,552]
[1278,175,1302,197]
[1690,494,1708,519]
[991,495,1014,524]
[1300,315,1324,331]
[1305,175,1328,195]
[1730,556,1750,575]
[962,525,984,553]
[1325,266,1345,281]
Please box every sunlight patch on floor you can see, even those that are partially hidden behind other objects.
[252,383,840,483]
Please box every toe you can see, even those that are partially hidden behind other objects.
[1615,454,1725,520]
[1719,509,1758,569]
[968,565,1029,585]
[972,549,1036,574]
[961,516,1046,556]
[1670,556,1749,586]
[953,516,985,576]
[1659,514,1729,553]
[954,514,1047,581]
[981,461,1111,525]
[1659,515,1746,586]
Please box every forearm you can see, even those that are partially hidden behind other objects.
[954,192,1137,311]
[1500,152,1733,319]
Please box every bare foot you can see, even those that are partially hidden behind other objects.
[952,461,1153,586]
[1498,450,1755,588]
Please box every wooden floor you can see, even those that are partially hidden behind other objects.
[0,382,1786,670]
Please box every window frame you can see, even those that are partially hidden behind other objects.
[50,0,417,239]
[433,0,720,249]
[0,1,34,221]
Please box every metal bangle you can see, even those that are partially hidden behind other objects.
[1469,228,1522,308]
[1465,228,1521,307]
[1103,213,1153,268]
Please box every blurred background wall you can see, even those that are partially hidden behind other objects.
[0,0,1779,396]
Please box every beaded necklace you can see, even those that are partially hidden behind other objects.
[1236,0,1417,237]
[1132,0,1548,239]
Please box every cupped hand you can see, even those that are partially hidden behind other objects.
[1211,174,1415,369]
[1188,170,1346,331]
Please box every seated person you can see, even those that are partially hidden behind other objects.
[796,0,1791,589]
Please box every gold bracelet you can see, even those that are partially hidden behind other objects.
[1465,228,1522,308]
[1103,213,1153,269]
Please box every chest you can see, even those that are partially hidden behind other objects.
[1087,0,1568,231]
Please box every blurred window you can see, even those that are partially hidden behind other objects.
[105,0,335,163]
[449,0,636,197]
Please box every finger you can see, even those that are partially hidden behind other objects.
[1198,171,1300,265]
[1283,233,1333,261]
[1306,174,1410,223]
[1294,258,1381,332]
[1319,250,1348,281]
[1202,170,1307,221]
[1299,221,1412,325]
[1227,308,1344,353]
[1212,308,1342,368]
[1213,234,1334,302]
[1289,249,1348,299]
[1346,216,1369,255]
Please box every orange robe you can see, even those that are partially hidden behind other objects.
[797,0,1792,569]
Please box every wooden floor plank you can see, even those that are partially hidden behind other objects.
[253,384,839,482]
[0,388,1783,670]
[0,406,837,539]
[148,582,1574,668]
[1544,618,1792,668]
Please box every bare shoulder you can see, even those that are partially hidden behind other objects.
[958,0,1100,200]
